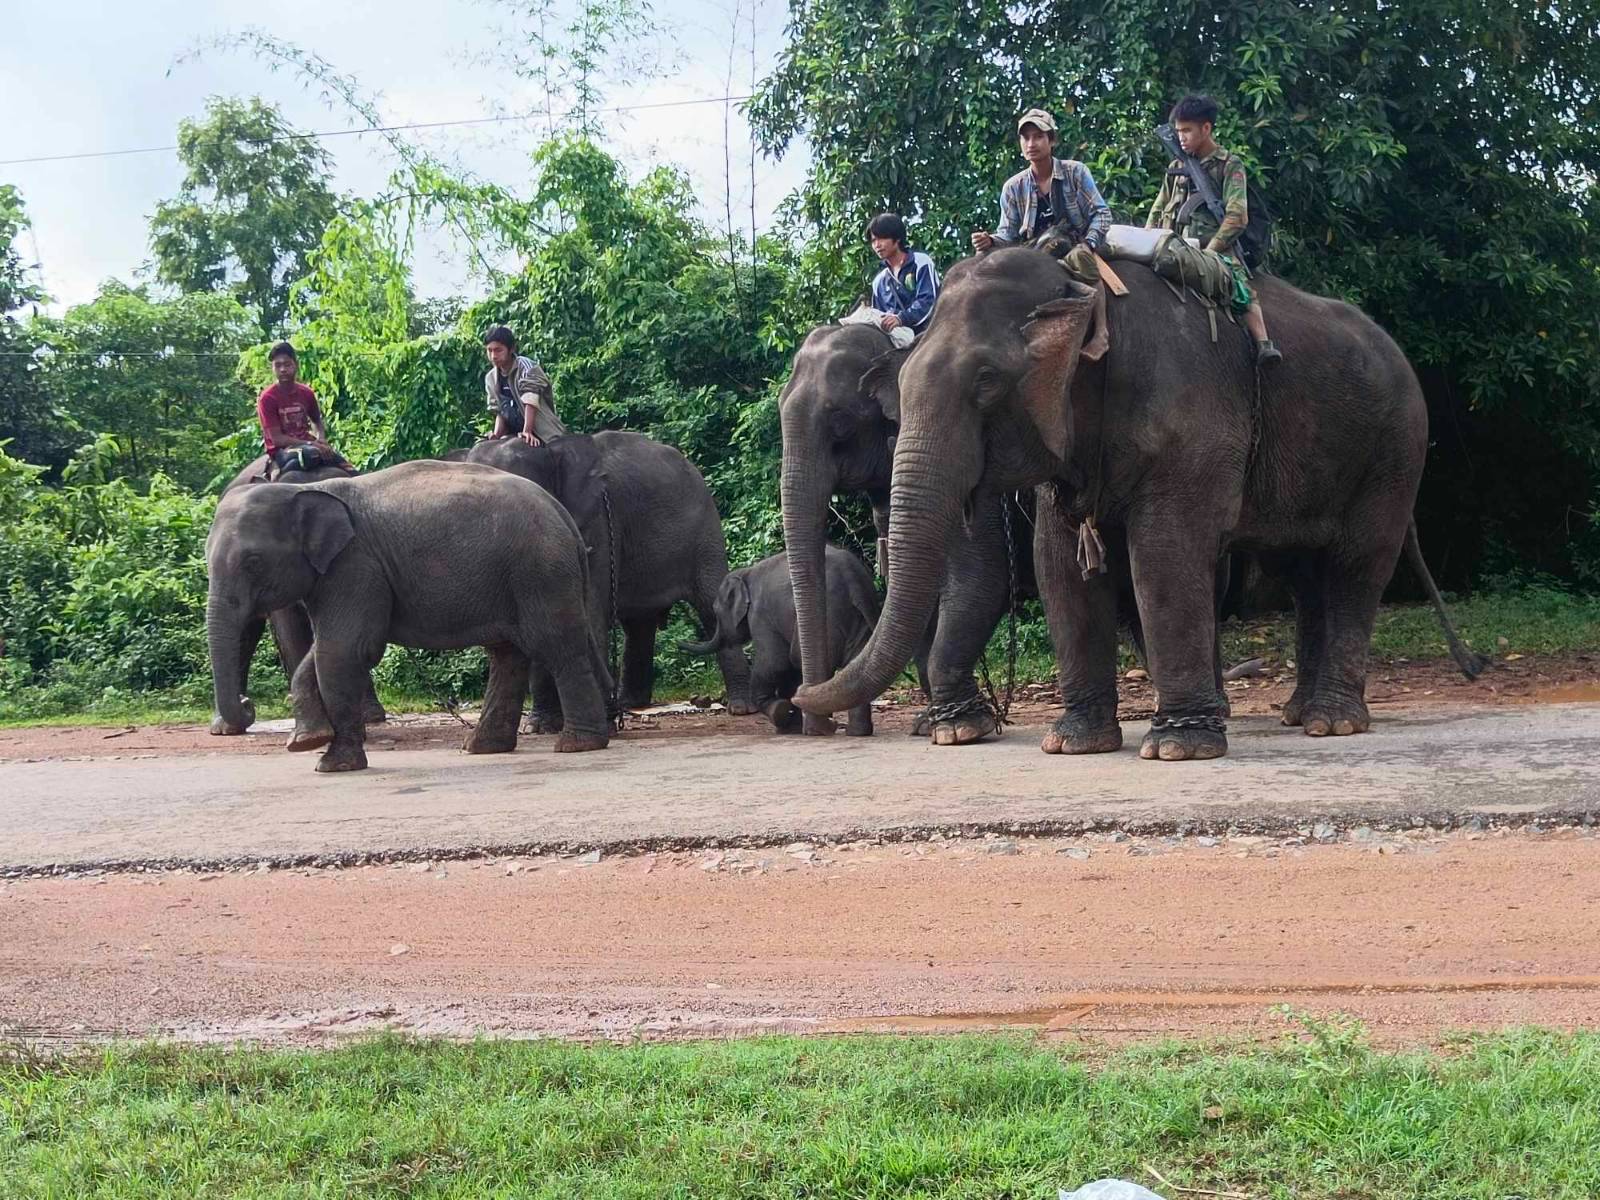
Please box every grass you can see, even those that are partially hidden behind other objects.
[3,1024,1599,1197]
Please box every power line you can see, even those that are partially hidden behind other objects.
[0,94,756,168]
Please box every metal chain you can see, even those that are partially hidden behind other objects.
[600,484,624,730]
[1149,713,1227,734]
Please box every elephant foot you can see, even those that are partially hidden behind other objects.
[908,710,932,738]
[1301,697,1370,738]
[524,710,564,735]
[765,699,804,733]
[725,696,760,717]
[802,713,837,737]
[287,722,334,753]
[1139,720,1227,762]
[1040,712,1122,755]
[932,710,996,747]
[1280,688,1313,727]
[844,714,874,738]
[364,702,388,725]
[463,724,518,755]
[315,743,369,773]
[209,700,255,737]
[618,689,653,712]
[555,730,609,753]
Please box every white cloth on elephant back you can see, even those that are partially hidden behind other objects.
[839,305,915,348]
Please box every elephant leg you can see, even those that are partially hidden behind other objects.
[1038,504,1123,755]
[1300,529,1398,738]
[1273,552,1326,727]
[286,649,334,753]
[693,564,756,716]
[542,629,610,753]
[923,492,1010,746]
[465,644,528,754]
[755,661,801,733]
[1126,515,1229,762]
[310,644,372,773]
[618,616,657,710]
[844,699,874,737]
[525,666,564,735]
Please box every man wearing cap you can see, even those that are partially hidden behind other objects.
[972,108,1112,278]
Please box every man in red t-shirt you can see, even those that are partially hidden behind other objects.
[256,342,352,475]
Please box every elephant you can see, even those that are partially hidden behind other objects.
[779,322,1038,745]
[210,454,386,735]
[206,460,612,772]
[465,432,756,722]
[795,246,1479,762]
[681,545,880,735]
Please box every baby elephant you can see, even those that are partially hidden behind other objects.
[682,546,879,735]
[206,460,612,772]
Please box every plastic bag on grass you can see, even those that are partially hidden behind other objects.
[1059,1182,1167,1200]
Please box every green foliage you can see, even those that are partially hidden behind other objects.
[5,1031,1600,1196]
[35,282,256,489]
[751,0,1600,587]
[149,96,340,337]
[0,446,231,719]
[0,186,71,474]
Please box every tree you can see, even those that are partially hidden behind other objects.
[750,0,1600,586]
[149,96,339,337]
[0,186,72,474]
[41,282,256,490]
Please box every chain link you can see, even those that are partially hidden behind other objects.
[600,485,624,730]
[1149,712,1228,734]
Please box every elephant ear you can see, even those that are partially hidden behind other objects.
[859,347,911,423]
[724,572,753,639]
[294,490,355,575]
[1019,284,1099,463]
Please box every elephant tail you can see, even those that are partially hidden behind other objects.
[1404,519,1488,680]
[678,632,724,657]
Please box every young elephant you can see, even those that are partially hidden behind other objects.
[682,546,880,736]
[206,460,611,772]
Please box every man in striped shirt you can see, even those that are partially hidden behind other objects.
[483,325,568,446]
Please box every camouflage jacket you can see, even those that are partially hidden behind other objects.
[1145,145,1248,255]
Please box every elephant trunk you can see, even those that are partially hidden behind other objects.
[780,425,838,695]
[207,591,256,735]
[794,432,959,714]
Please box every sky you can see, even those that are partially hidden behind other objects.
[0,0,810,312]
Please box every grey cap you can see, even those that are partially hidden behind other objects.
[1017,107,1059,135]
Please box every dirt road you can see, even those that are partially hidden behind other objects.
[2,660,1597,1048]
[3,830,1599,1047]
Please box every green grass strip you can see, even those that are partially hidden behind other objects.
[3,1025,1599,1197]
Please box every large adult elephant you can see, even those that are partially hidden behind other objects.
[207,461,612,771]
[779,322,1036,745]
[466,432,756,718]
[209,454,385,735]
[796,247,1476,761]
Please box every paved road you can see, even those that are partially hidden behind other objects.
[4,706,1597,872]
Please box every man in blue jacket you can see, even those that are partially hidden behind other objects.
[867,212,941,336]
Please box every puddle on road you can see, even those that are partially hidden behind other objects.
[1531,683,1600,704]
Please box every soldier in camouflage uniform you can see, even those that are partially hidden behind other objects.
[1146,94,1282,365]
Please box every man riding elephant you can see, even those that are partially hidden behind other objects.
[483,325,567,447]
[256,342,354,478]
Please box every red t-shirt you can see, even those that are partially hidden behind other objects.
[257,382,323,454]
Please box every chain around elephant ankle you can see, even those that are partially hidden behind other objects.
[1149,713,1227,734]
[924,693,1000,729]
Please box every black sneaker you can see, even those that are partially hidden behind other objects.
[1255,339,1283,366]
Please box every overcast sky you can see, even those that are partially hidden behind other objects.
[0,0,809,312]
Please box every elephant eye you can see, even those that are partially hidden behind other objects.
[826,408,855,441]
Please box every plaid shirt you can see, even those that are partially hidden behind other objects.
[994,158,1112,248]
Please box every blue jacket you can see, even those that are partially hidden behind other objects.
[871,249,941,331]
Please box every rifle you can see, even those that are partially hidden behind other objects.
[1156,122,1227,231]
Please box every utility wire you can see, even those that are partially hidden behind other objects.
[0,94,755,168]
